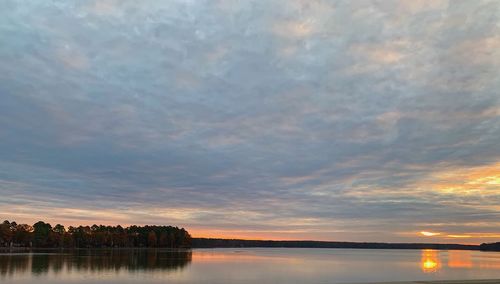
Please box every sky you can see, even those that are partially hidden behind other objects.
[0,0,499,244]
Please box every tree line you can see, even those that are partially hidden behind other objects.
[0,220,191,248]
[479,242,500,251]
[191,238,481,250]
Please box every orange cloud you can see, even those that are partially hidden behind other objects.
[416,161,500,197]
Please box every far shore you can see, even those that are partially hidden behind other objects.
[190,238,491,251]
[0,243,497,252]
[3,237,500,252]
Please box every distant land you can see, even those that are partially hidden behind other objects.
[0,220,191,248]
[192,238,500,252]
[2,220,500,251]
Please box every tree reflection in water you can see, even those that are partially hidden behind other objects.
[0,249,192,277]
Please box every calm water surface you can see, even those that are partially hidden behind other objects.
[1,248,500,283]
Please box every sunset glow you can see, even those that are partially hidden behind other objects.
[420,231,441,237]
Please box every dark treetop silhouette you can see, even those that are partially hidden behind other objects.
[191,238,486,251]
[3,220,499,251]
[0,220,191,248]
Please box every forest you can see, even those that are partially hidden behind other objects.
[479,242,500,251]
[191,238,484,251]
[0,220,191,248]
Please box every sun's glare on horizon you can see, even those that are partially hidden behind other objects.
[421,231,441,237]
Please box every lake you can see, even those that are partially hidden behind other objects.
[1,248,500,283]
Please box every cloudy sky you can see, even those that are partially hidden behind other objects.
[0,0,499,244]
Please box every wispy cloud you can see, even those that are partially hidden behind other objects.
[0,0,499,243]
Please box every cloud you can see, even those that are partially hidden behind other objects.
[0,0,499,243]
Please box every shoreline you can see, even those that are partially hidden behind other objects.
[1,246,497,252]
[191,238,486,251]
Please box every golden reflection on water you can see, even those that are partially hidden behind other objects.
[195,252,276,263]
[420,249,500,273]
[421,250,441,273]
[448,250,473,268]
[2,248,500,280]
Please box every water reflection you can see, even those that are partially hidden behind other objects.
[421,249,441,273]
[0,249,191,278]
[448,250,473,268]
[2,249,500,283]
